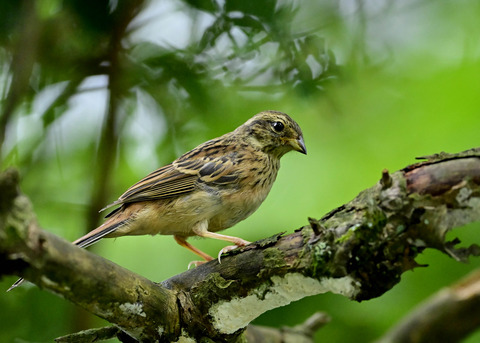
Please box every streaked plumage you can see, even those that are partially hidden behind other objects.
[9,110,306,291]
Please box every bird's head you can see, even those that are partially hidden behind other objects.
[238,111,307,158]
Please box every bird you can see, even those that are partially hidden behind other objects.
[8,110,306,291]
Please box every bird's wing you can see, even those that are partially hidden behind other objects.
[102,148,240,212]
[175,153,239,185]
[102,164,197,211]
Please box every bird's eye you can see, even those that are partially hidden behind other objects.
[271,121,284,132]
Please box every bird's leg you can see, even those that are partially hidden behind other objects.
[192,220,251,263]
[174,235,213,268]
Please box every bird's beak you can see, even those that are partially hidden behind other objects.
[290,136,307,155]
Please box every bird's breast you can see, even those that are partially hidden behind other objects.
[207,158,279,232]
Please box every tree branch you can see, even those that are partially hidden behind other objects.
[0,172,179,342]
[1,148,480,341]
[377,269,480,343]
[54,312,330,343]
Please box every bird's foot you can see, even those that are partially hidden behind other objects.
[217,238,251,263]
[217,244,247,263]
[187,255,214,269]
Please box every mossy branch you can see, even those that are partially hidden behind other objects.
[1,148,480,342]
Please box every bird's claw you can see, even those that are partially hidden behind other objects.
[217,245,240,263]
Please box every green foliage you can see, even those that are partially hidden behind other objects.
[1,0,480,342]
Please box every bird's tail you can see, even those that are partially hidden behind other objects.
[72,219,127,248]
[7,218,128,292]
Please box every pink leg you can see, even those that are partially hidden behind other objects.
[174,235,213,262]
[192,221,251,263]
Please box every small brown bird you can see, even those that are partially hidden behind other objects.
[9,110,306,291]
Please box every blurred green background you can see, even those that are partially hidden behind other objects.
[1,0,479,342]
